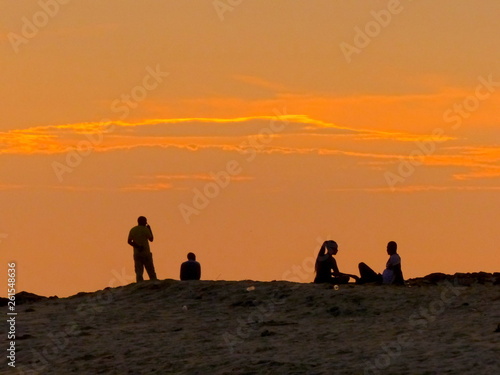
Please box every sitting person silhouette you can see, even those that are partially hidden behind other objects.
[314,240,359,284]
[180,252,201,281]
[358,241,404,285]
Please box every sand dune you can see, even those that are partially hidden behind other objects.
[3,274,499,375]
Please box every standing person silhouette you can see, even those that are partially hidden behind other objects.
[314,240,359,284]
[180,252,201,281]
[128,216,158,282]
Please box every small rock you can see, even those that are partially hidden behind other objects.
[328,306,341,316]
[261,330,275,337]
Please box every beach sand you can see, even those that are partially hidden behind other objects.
[3,274,499,374]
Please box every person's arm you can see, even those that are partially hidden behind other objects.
[392,263,404,285]
[128,231,143,250]
[146,224,154,242]
[180,263,185,280]
[331,258,359,281]
[386,255,400,270]
[331,257,341,276]
[128,238,143,250]
[195,263,201,280]
[127,232,135,247]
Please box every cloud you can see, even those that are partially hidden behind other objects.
[120,173,254,192]
[233,75,289,92]
[0,114,452,156]
[414,147,500,181]
[453,167,500,180]
[120,183,175,192]
[0,183,25,190]
[328,185,500,193]
[134,174,253,182]
[2,114,498,189]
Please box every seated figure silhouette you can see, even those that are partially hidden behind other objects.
[314,240,359,284]
[358,241,404,285]
[180,252,201,281]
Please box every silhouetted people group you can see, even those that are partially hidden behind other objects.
[127,216,202,283]
[127,215,403,286]
[314,240,405,286]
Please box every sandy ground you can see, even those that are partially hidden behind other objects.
[2,277,499,375]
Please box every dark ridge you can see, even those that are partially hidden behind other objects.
[0,291,58,307]
[408,272,500,286]
[0,272,498,306]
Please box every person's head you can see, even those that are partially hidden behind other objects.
[325,240,338,255]
[315,240,338,272]
[387,241,398,255]
[137,216,148,226]
[187,252,196,261]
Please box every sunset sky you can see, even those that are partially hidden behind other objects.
[1,0,499,297]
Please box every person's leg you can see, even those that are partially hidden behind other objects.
[358,262,381,283]
[144,253,158,280]
[331,275,350,284]
[393,264,405,285]
[134,254,145,282]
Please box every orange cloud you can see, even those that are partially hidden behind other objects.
[0,183,25,190]
[0,115,453,156]
[134,174,254,182]
[120,173,254,192]
[453,167,500,180]
[233,75,289,92]
[142,85,500,133]
[120,183,175,192]
[2,115,498,188]
[328,185,500,193]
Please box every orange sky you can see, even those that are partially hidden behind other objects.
[1,0,499,297]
